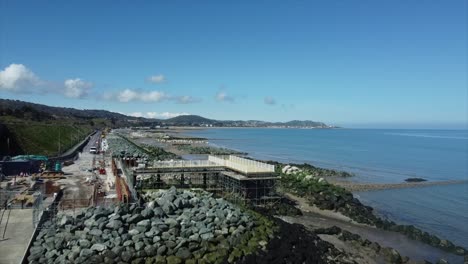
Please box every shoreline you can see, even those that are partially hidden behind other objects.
[281,192,464,263]
[123,127,468,257]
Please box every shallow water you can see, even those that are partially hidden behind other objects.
[356,183,468,248]
[185,128,468,248]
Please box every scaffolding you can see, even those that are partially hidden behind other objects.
[216,171,279,205]
[132,155,280,205]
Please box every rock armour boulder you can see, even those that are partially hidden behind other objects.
[28,187,257,264]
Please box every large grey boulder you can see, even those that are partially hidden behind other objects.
[89,229,103,236]
[80,248,93,258]
[141,207,155,218]
[91,243,107,252]
[165,218,179,228]
[127,214,143,224]
[176,247,192,259]
[157,245,167,255]
[128,229,140,236]
[106,219,123,229]
[79,239,91,248]
[200,232,214,240]
[137,219,151,227]
[154,207,165,217]
[84,218,95,227]
[135,241,145,251]
[60,215,73,227]
[161,201,176,214]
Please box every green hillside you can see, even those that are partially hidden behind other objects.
[6,122,92,156]
[0,99,134,157]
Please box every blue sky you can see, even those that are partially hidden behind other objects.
[0,1,466,128]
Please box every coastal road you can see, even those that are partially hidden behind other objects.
[83,131,102,153]
[59,130,102,203]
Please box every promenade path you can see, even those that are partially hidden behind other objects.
[0,209,34,264]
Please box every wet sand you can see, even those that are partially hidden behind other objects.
[327,178,468,192]
[282,193,464,263]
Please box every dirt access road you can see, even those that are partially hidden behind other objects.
[58,131,103,204]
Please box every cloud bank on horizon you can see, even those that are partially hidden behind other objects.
[128,111,190,119]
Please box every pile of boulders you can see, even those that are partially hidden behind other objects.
[279,163,353,178]
[107,134,150,159]
[282,165,327,184]
[28,187,270,264]
[281,165,302,175]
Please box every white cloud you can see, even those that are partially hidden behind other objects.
[0,64,41,92]
[145,112,159,118]
[0,63,94,99]
[128,112,189,119]
[147,74,166,84]
[109,89,200,104]
[64,78,93,98]
[215,91,234,102]
[0,64,201,106]
[175,95,201,104]
[117,89,139,102]
[114,89,169,103]
[144,91,167,102]
[264,96,276,105]
[129,112,144,117]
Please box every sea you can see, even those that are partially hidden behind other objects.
[185,128,468,248]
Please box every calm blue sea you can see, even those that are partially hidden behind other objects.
[186,128,468,248]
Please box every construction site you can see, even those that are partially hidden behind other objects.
[0,129,280,264]
[0,130,117,264]
[133,155,279,205]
